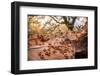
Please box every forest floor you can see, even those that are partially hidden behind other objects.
[28,29,88,61]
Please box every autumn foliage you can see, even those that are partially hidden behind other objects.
[28,16,88,60]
